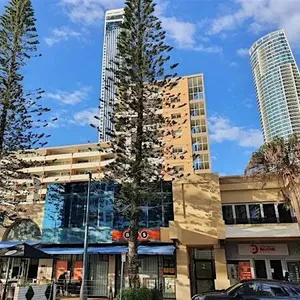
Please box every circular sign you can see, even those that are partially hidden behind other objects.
[123,230,130,240]
[251,244,259,254]
[5,249,17,256]
[140,230,148,240]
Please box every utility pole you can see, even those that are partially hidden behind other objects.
[80,172,92,300]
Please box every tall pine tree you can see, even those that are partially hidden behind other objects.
[97,0,180,288]
[0,0,51,216]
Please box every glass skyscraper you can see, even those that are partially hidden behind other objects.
[249,29,300,142]
[99,9,123,141]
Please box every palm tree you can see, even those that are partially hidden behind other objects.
[245,135,300,223]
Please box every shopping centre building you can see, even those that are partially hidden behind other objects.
[1,143,300,300]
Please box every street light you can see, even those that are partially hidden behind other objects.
[80,172,92,300]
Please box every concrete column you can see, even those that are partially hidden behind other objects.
[108,255,116,296]
[214,246,230,290]
[176,245,191,300]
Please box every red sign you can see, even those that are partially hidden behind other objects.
[112,229,160,241]
[239,262,252,280]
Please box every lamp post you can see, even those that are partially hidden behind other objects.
[80,172,92,300]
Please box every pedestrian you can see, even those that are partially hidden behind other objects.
[57,272,67,296]
[284,271,290,282]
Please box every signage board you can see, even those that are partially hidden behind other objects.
[238,244,289,256]
[112,229,160,242]
[239,262,252,280]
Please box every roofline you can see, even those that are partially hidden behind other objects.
[249,29,285,56]
[105,8,124,16]
[35,142,110,152]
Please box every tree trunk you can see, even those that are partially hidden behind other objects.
[128,210,140,288]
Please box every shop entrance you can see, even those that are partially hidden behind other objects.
[254,260,284,280]
[190,249,215,296]
[270,260,283,280]
[254,260,267,279]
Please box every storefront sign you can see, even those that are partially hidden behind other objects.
[112,229,160,242]
[238,244,289,256]
[239,262,252,280]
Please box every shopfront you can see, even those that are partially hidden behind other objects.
[226,241,300,285]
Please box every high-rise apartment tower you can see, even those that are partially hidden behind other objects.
[99,9,123,141]
[164,74,211,174]
[249,29,300,142]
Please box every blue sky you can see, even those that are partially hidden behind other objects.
[2,0,300,176]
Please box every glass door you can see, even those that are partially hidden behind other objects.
[270,260,283,280]
[254,260,267,279]
[89,255,108,297]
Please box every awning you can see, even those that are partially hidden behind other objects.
[0,241,19,249]
[0,241,40,249]
[0,243,52,259]
[41,244,175,256]
[138,245,175,255]
[89,246,127,254]
[41,247,84,255]
[41,245,127,255]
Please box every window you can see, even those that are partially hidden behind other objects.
[222,206,234,225]
[278,203,293,223]
[229,283,260,297]
[260,284,288,297]
[191,119,206,134]
[188,76,204,100]
[172,147,183,154]
[174,166,184,172]
[235,205,248,224]
[172,129,182,137]
[190,102,205,117]
[192,136,208,152]
[171,113,181,119]
[193,154,210,170]
[263,204,277,223]
[171,97,180,103]
[249,204,261,223]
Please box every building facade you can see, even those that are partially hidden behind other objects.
[249,29,300,142]
[221,176,300,286]
[99,9,123,141]
[164,74,211,174]
[1,160,300,299]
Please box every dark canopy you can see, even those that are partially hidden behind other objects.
[0,243,52,259]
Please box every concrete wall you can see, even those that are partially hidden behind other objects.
[220,176,283,204]
[171,174,225,245]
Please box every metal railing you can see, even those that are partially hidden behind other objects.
[55,279,109,298]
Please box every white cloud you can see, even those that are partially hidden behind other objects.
[209,115,263,148]
[161,17,196,49]
[59,0,124,24]
[158,4,222,54]
[236,48,249,57]
[44,26,87,46]
[209,0,300,46]
[230,61,239,67]
[72,108,99,126]
[45,86,92,105]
